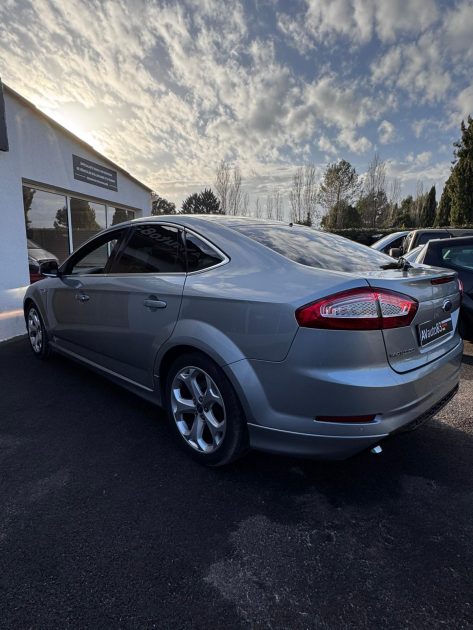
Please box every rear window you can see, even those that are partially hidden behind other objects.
[230,224,392,272]
[440,245,473,271]
[417,231,450,246]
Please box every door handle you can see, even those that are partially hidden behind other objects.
[75,293,90,302]
[144,296,167,311]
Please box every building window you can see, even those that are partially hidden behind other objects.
[108,207,135,225]
[22,185,136,274]
[70,197,106,249]
[23,186,69,263]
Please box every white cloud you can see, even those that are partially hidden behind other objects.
[378,120,396,144]
[455,85,473,121]
[278,0,438,51]
[337,129,372,153]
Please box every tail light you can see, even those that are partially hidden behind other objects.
[295,287,418,331]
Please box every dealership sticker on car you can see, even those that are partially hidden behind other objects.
[418,317,453,346]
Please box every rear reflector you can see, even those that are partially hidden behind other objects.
[296,287,418,330]
[431,276,455,285]
[316,414,376,423]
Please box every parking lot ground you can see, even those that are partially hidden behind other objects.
[0,337,472,629]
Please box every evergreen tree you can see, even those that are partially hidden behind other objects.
[435,179,453,226]
[151,193,176,215]
[395,196,415,228]
[419,186,436,227]
[199,188,222,214]
[181,188,222,214]
[449,116,473,226]
[181,193,202,214]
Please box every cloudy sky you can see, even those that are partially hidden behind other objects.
[1,0,472,211]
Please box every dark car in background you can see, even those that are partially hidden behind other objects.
[406,236,473,340]
[390,228,473,258]
[27,239,58,284]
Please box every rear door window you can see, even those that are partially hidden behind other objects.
[230,224,392,272]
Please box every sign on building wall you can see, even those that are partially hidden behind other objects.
[72,154,118,191]
[0,79,9,152]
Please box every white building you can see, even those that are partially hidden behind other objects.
[0,82,152,341]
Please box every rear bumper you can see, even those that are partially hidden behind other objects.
[224,337,463,460]
[247,383,459,459]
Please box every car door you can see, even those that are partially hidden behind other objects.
[50,223,187,389]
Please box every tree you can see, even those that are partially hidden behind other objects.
[151,193,176,215]
[199,188,221,214]
[419,186,436,227]
[302,164,318,226]
[254,197,263,218]
[436,180,453,226]
[53,207,68,231]
[70,199,101,230]
[228,165,243,215]
[181,188,222,214]
[23,187,35,229]
[449,116,473,226]
[215,160,231,214]
[273,189,284,221]
[319,160,360,228]
[395,195,415,228]
[360,152,387,227]
[290,164,318,226]
[289,167,304,224]
[181,193,202,214]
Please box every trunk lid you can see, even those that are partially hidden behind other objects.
[363,266,460,373]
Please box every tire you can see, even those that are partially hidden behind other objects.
[165,351,249,466]
[26,304,52,359]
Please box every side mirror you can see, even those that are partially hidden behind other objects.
[39,260,59,277]
[389,247,402,258]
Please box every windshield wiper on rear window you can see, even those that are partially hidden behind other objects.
[380,257,412,271]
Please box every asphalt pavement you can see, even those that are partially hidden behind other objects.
[0,337,472,629]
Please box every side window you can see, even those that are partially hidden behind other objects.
[185,232,224,272]
[65,231,124,275]
[110,224,186,274]
[417,232,450,246]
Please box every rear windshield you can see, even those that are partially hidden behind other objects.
[230,224,393,272]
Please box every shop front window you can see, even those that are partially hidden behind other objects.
[70,197,106,250]
[108,207,135,226]
[23,186,69,263]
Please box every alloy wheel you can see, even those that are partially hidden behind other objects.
[171,366,226,453]
[27,308,43,354]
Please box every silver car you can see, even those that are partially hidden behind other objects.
[24,216,463,465]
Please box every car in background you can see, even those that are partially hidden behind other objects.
[27,239,58,284]
[403,236,473,341]
[371,231,410,255]
[390,228,473,258]
[23,216,462,465]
